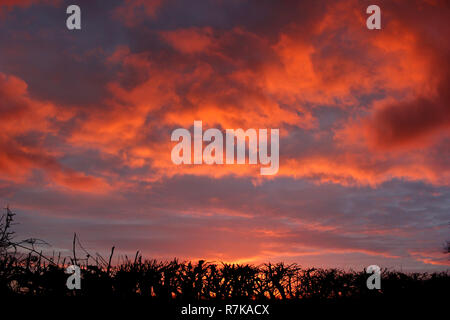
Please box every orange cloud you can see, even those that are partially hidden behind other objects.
[409,249,450,266]
[0,0,447,271]
[0,73,108,192]
[53,0,448,188]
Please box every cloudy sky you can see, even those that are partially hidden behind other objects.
[0,0,449,270]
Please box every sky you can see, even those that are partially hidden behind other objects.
[0,0,449,271]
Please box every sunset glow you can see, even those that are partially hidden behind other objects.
[0,0,449,270]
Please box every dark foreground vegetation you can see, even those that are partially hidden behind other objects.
[1,207,448,310]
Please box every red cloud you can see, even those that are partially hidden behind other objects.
[160,27,214,54]
[366,91,450,150]
[113,0,163,27]
[0,0,60,11]
[1,0,449,271]
[86,1,449,186]
[0,73,108,192]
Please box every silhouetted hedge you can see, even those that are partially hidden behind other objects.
[1,208,448,300]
